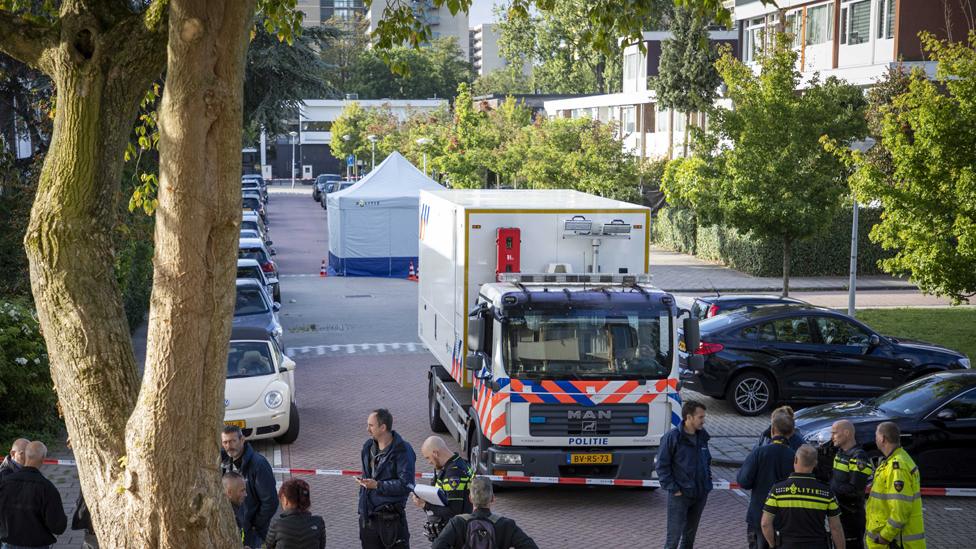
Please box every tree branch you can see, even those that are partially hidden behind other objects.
[0,10,58,72]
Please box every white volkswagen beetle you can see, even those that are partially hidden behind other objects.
[224,326,300,443]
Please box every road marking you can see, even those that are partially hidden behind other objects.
[285,342,428,357]
[274,448,282,467]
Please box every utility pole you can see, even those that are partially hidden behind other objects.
[848,198,859,317]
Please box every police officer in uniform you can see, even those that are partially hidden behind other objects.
[830,420,873,549]
[413,436,473,543]
[761,445,846,549]
[865,422,925,549]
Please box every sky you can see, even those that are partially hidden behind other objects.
[468,0,504,27]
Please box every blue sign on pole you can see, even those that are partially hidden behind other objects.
[346,154,355,167]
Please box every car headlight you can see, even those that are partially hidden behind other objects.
[804,427,831,445]
[493,452,522,465]
[265,390,283,409]
[961,357,971,369]
[272,325,283,338]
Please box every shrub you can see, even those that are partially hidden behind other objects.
[653,207,697,255]
[0,299,60,443]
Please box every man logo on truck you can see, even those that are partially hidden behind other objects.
[567,410,612,420]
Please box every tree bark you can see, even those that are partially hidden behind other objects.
[18,4,166,546]
[111,1,255,546]
[782,235,792,297]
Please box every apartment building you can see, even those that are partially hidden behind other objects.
[365,0,470,59]
[297,0,365,26]
[544,29,737,160]
[734,0,967,85]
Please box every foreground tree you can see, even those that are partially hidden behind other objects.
[653,4,721,158]
[841,34,976,303]
[679,35,866,295]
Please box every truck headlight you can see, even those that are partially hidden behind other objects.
[494,453,522,465]
[265,390,283,409]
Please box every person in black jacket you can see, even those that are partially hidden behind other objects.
[0,438,28,483]
[753,406,805,451]
[432,476,537,549]
[412,436,473,542]
[737,412,797,549]
[222,471,248,544]
[220,425,278,548]
[356,408,416,549]
[656,400,712,549]
[828,420,872,549]
[264,479,325,549]
[0,441,67,548]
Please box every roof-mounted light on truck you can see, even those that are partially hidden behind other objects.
[564,215,592,233]
[602,219,632,235]
[497,273,652,285]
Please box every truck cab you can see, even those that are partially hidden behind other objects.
[460,277,681,479]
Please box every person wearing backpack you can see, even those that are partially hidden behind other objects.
[431,476,538,549]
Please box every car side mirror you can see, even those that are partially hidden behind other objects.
[270,249,277,256]
[265,240,273,246]
[683,317,701,354]
[936,408,957,421]
[273,302,281,312]
[868,334,881,347]
[465,352,487,374]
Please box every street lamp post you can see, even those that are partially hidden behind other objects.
[415,137,431,176]
[367,134,379,171]
[847,137,875,317]
[289,130,298,188]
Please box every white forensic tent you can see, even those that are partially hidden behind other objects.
[327,151,442,277]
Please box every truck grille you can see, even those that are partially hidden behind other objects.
[528,403,649,437]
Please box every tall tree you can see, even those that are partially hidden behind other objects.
[841,34,976,303]
[686,35,866,295]
[472,67,532,96]
[653,4,722,158]
[347,37,473,100]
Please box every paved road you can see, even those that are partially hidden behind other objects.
[46,189,974,548]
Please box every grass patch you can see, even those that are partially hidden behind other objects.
[856,307,976,360]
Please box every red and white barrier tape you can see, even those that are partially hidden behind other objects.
[41,458,976,497]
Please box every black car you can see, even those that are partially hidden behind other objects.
[320,180,353,209]
[312,174,341,202]
[679,305,970,415]
[794,371,976,487]
[691,294,808,320]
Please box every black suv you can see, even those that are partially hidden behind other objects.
[679,306,970,415]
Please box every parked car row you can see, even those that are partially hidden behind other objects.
[678,295,970,416]
[312,173,355,210]
[226,174,299,444]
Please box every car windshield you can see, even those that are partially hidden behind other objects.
[242,197,261,210]
[234,285,269,316]
[872,375,971,417]
[227,341,275,378]
[237,265,264,282]
[502,309,672,380]
[240,229,262,240]
[238,247,269,264]
[241,220,261,233]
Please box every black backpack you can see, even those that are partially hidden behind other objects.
[459,513,500,549]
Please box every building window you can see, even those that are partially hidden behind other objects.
[302,121,333,132]
[841,0,871,45]
[785,12,802,49]
[805,3,834,46]
[744,17,767,62]
[624,53,640,82]
[878,0,895,39]
[623,107,636,134]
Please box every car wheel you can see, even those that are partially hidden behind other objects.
[728,371,774,416]
[274,402,300,444]
[273,286,281,303]
[428,379,449,433]
[312,189,319,201]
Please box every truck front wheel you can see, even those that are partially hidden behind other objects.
[428,378,448,433]
[467,422,490,475]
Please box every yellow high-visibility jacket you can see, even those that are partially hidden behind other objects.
[865,446,925,549]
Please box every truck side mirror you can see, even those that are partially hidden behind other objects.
[467,317,485,352]
[683,317,701,354]
[465,352,486,373]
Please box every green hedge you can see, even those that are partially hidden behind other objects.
[0,299,60,444]
[654,207,893,277]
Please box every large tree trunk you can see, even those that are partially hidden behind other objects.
[782,235,792,297]
[21,6,167,546]
[111,1,255,546]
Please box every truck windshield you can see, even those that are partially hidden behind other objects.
[502,310,672,380]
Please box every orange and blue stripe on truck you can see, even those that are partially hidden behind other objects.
[473,377,682,446]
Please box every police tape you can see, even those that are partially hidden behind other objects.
[40,458,976,497]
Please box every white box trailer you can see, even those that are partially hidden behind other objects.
[418,189,694,481]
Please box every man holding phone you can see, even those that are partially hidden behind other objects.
[357,409,417,549]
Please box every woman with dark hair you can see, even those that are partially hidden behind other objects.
[263,479,326,548]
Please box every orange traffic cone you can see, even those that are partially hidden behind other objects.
[407,261,418,282]
[319,259,328,277]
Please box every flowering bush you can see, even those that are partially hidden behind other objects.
[0,299,60,441]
